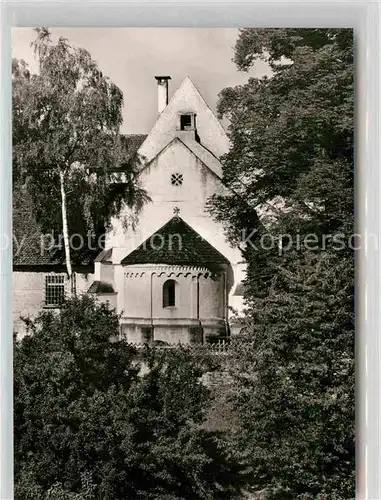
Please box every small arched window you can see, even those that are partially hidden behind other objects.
[163,279,176,308]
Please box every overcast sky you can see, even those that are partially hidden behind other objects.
[12,28,270,134]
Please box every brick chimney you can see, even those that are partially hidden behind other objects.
[154,76,171,115]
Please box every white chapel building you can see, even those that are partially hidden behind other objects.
[13,76,246,343]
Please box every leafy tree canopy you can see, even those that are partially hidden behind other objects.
[13,28,148,243]
[14,296,245,500]
[209,28,353,243]
[209,29,354,499]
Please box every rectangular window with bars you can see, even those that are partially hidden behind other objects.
[45,274,65,307]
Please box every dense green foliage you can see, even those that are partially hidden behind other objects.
[14,28,354,499]
[14,296,244,500]
[209,29,354,498]
[13,28,148,243]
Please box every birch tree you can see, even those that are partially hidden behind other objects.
[13,28,147,294]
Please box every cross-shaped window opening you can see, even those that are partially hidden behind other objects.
[171,173,183,186]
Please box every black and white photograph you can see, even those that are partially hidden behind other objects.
[12,27,354,499]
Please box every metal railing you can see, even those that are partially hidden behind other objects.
[124,338,232,354]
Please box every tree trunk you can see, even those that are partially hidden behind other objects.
[59,170,74,295]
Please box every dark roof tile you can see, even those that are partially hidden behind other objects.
[121,216,229,272]
[13,184,98,268]
[113,134,147,169]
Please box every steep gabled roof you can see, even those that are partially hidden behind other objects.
[121,215,229,271]
[138,76,230,166]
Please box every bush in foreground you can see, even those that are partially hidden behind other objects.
[14,295,245,500]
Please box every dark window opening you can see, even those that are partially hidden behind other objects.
[163,279,176,307]
[180,114,193,130]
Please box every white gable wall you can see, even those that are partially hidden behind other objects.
[108,139,239,265]
[107,139,245,318]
